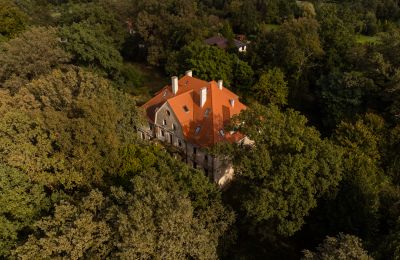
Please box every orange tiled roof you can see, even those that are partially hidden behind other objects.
[141,75,246,147]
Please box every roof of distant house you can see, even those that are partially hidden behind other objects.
[204,35,247,49]
[142,75,246,147]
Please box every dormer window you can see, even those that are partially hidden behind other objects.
[163,90,167,98]
[183,105,189,112]
[195,126,201,135]
[204,108,211,117]
[219,129,225,137]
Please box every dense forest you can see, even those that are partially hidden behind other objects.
[0,0,399,259]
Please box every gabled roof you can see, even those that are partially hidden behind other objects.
[142,75,246,147]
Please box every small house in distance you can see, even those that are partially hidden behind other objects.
[139,71,251,186]
[205,35,247,52]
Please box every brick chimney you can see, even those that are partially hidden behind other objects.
[218,80,223,90]
[172,76,178,95]
[200,87,207,107]
[185,70,193,77]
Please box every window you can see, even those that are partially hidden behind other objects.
[161,130,165,137]
[178,139,182,147]
[141,132,145,139]
[204,155,208,162]
[219,129,225,137]
[172,123,176,130]
[204,108,211,117]
[183,105,189,112]
[166,110,170,116]
[193,147,197,154]
[195,126,201,135]
[163,90,167,98]
[163,119,167,125]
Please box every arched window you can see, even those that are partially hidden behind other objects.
[166,110,171,116]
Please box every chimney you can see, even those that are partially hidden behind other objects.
[200,87,207,107]
[218,80,223,90]
[171,76,178,95]
[229,99,235,107]
[185,70,193,77]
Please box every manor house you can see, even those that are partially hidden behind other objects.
[139,70,250,186]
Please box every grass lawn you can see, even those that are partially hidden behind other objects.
[263,24,280,32]
[355,34,381,44]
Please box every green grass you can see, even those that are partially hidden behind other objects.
[355,34,381,44]
[262,24,280,32]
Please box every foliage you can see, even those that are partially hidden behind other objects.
[0,67,141,189]
[0,0,27,38]
[317,71,376,128]
[14,153,232,259]
[0,26,71,93]
[166,42,253,89]
[131,0,216,66]
[221,104,343,237]
[57,2,126,48]
[252,17,323,82]
[252,68,288,105]
[59,22,123,78]
[303,233,371,260]
[0,165,49,258]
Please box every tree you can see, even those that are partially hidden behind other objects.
[315,4,356,71]
[166,42,253,88]
[57,2,126,48]
[303,233,371,260]
[219,104,343,237]
[252,17,323,84]
[0,26,71,93]
[0,67,141,189]
[0,165,49,258]
[14,160,233,259]
[252,68,288,105]
[306,114,386,242]
[317,70,376,128]
[59,22,123,78]
[131,0,214,65]
[0,0,27,39]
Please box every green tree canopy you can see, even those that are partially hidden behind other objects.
[57,2,126,48]
[0,165,49,258]
[303,233,371,260]
[14,156,233,259]
[0,26,71,93]
[0,67,141,189]
[166,42,253,89]
[252,67,288,106]
[219,104,343,237]
[0,0,27,39]
[59,22,123,78]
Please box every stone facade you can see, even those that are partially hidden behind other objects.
[138,117,238,187]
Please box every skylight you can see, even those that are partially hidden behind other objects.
[195,126,201,135]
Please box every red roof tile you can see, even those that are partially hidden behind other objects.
[141,75,246,147]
